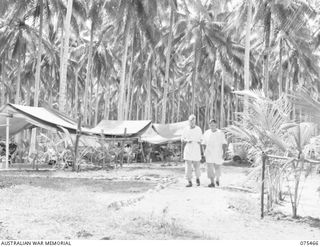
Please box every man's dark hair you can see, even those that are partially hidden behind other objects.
[209,119,216,124]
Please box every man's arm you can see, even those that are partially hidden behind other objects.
[222,143,228,159]
[201,131,206,156]
[221,131,228,159]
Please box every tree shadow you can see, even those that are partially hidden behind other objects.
[269,211,320,229]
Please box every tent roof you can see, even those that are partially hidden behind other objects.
[89,120,152,138]
[141,121,189,144]
[0,104,85,138]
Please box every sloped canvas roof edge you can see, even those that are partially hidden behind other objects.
[89,120,152,138]
[8,104,79,133]
[141,121,189,144]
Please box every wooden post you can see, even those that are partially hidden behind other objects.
[140,142,146,163]
[5,116,10,169]
[73,114,81,172]
[261,152,267,219]
[101,129,106,169]
[180,141,183,162]
[120,128,127,167]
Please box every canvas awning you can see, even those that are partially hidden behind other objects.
[141,121,189,144]
[0,103,86,138]
[89,120,152,138]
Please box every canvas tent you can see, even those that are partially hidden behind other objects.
[88,120,152,138]
[0,103,88,138]
[141,121,189,144]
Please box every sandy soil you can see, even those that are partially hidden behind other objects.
[0,163,319,240]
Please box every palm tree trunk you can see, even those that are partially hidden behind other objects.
[129,86,135,120]
[278,38,283,97]
[74,70,79,118]
[244,0,252,112]
[210,50,217,120]
[210,79,214,120]
[155,100,158,123]
[94,81,100,126]
[125,27,135,120]
[89,78,94,126]
[285,62,291,93]
[263,5,271,96]
[26,78,31,106]
[204,94,208,129]
[84,22,94,125]
[30,0,44,159]
[147,64,152,120]
[15,53,22,104]
[1,56,6,105]
[227,94,231,126]
[192,37,200,114]
[177,83,181,122]
[161,5,175,124]
[59,0,74,113]
[14,52,23,152]
[104,88,109,120]
[118,17,131,121]
[214,84,218,123]
[171,71,175,123]
[220,73,225,128]
[196,104,199,124]
[34,0,43,107]
[136,90,140,120]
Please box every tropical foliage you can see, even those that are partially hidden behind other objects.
[0,0,318,128]
[225,90,319,218]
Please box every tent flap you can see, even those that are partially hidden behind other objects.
[142,121,189,144]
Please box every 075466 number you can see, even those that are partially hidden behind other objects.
[300,241,319,246]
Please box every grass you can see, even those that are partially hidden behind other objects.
[103,213,214,240]
[0,167,202,240]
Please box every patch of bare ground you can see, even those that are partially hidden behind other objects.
[0,164,319,239]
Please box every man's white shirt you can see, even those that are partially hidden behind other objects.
[202,129,227,165]
[181,126,202,161]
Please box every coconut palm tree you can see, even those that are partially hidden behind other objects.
[59,0,86,113]
[226,89,317,217]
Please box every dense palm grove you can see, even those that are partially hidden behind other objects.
[0,0,319,130]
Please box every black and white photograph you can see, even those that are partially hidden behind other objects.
[0,0,320,243]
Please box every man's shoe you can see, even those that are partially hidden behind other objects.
[186,181,192,187]
[196,178,200,186]
[208,183,215,188]
[216,181,220,186]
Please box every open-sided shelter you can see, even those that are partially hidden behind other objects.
[0,103,86,138]
[141,121,189,144]
[88,120,152,138]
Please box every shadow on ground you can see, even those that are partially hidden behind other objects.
[269,211,320,229]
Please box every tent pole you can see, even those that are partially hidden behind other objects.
[73,114,82,172]
[5,116,10,169]
[140,142,145,163]
[261,152,267,219]
[120,128,127,168]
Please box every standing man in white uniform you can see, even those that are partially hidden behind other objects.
[181,114,203,187]
[202,119,227,187]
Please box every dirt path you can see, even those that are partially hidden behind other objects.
[121,166,320,240]
[0,165,319,240]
